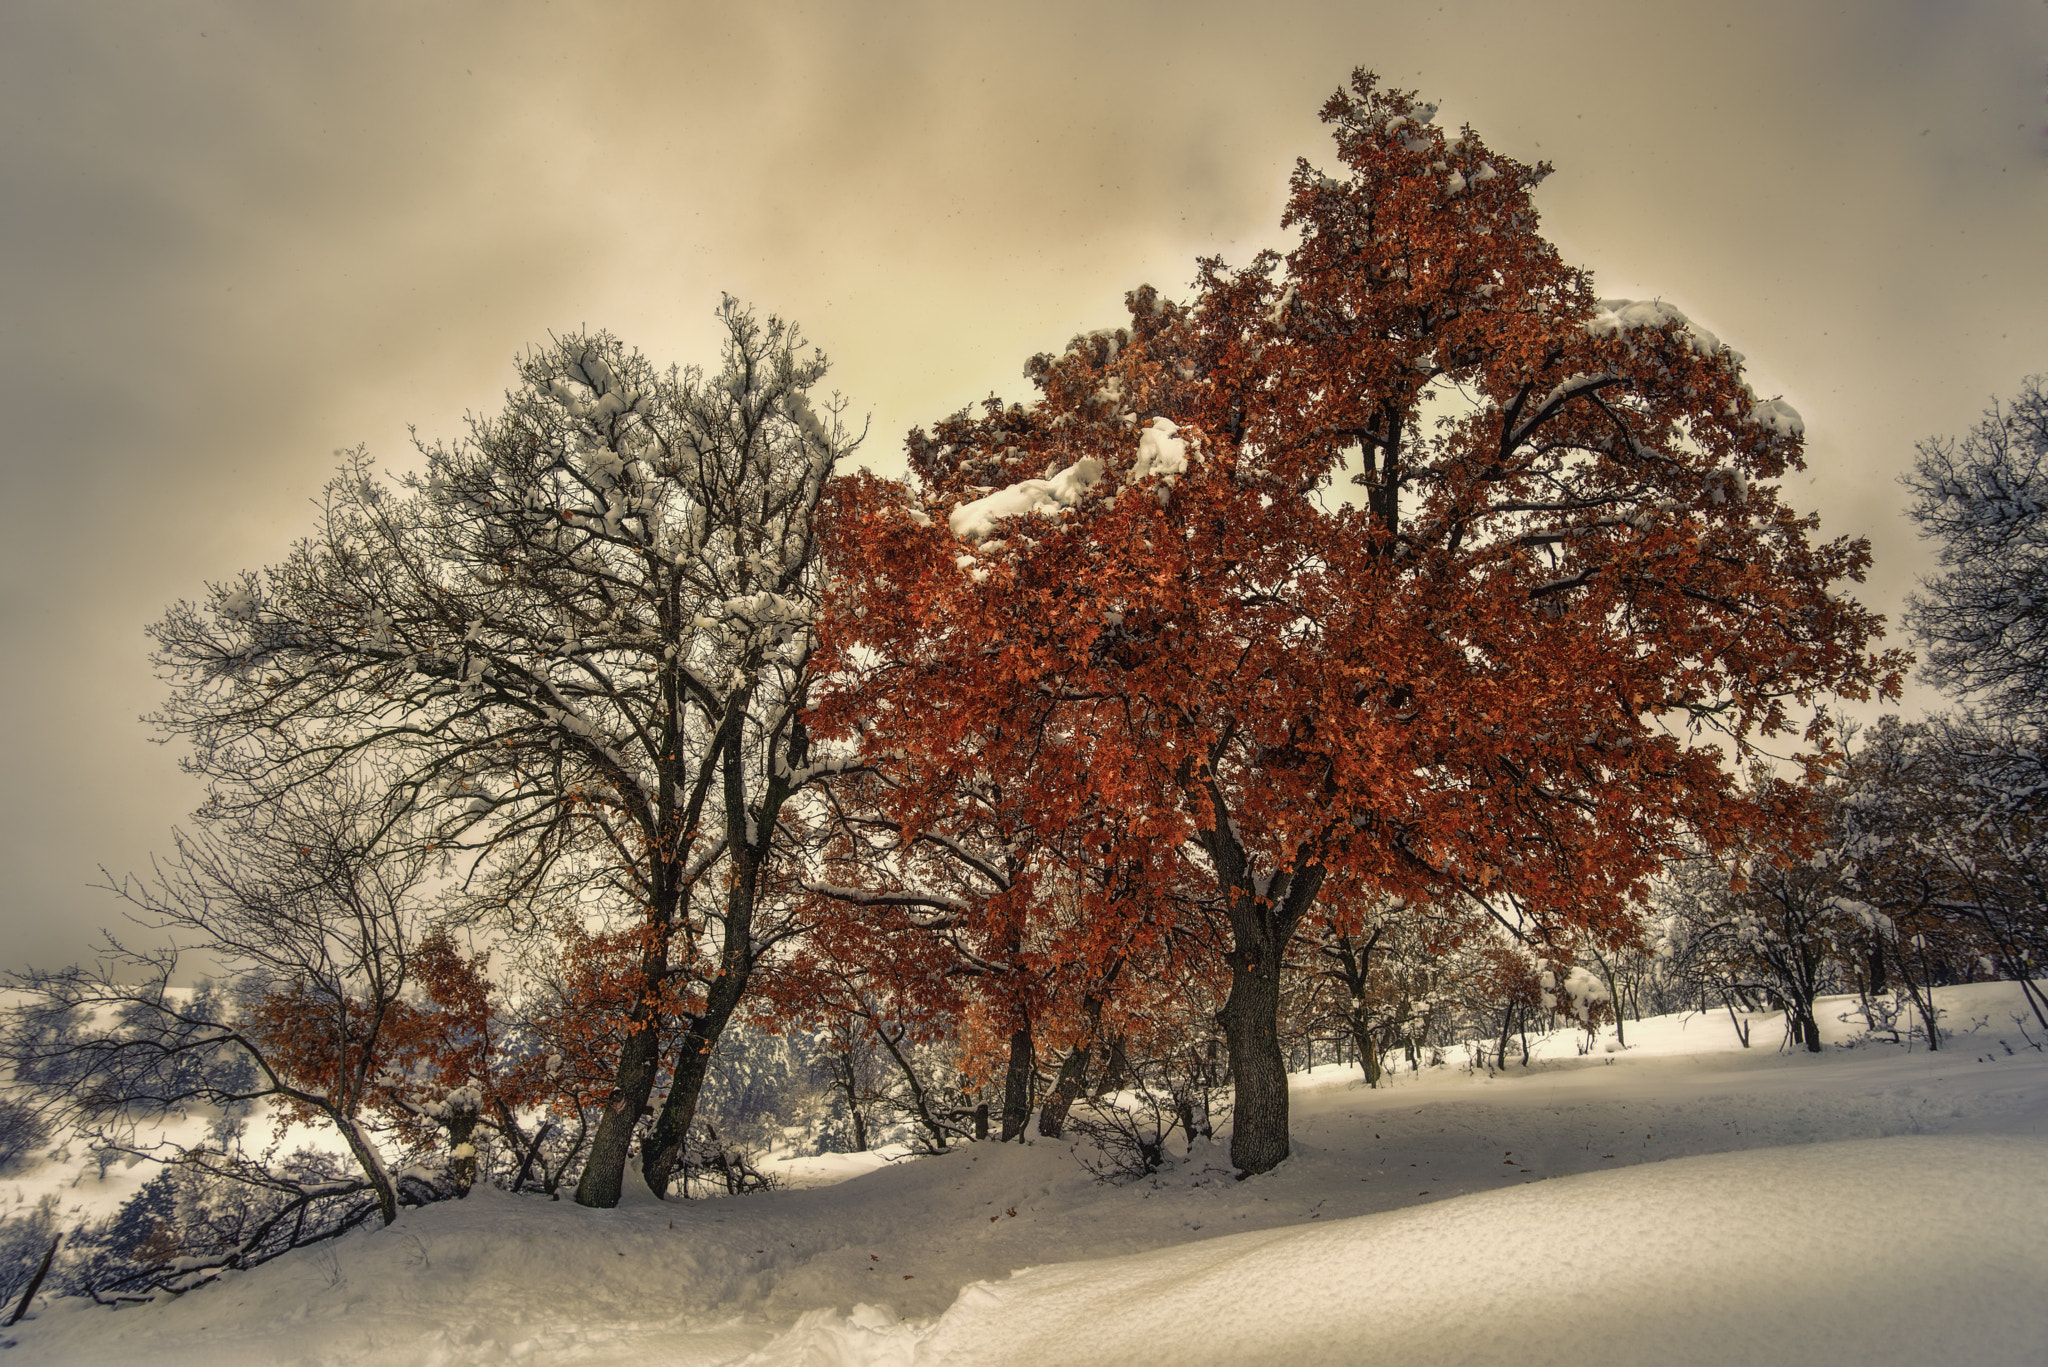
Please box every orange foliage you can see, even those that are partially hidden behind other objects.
[244,924,667,1170]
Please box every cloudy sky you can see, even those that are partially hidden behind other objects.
[2,1,2044,968]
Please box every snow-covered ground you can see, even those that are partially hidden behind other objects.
[5,983,2044,1365]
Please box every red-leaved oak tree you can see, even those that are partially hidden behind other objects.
[820,71,1904,1174]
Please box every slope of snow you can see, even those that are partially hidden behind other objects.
[783,1136,2044,1367]
[4,982,2043,1365]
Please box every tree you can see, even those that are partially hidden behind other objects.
[792,759,1051,1142]
[824,72,1903,1173]
[1309,897,1498,1085]
[1654,827,1854,1054]
[146,300,861,1206]
[1836,713,2048,1035]
[1903,377,2048,727]
[4,767,429,1227]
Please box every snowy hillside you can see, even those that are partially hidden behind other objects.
[5,983,2044,1366]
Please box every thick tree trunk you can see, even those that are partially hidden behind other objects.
[641,1033,711,1198]
[1220,944,1291,1175]
[1038,984,1116,1137]
[644,766,769,1198]
[1000,1020,1035,1141]
[1210,859,1324,1174]
[1187,772,1324,1176]
[575,1021,663,1208]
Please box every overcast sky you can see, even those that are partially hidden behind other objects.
[2,1,2044,969]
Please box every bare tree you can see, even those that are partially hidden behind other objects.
[1653,838,1854,1054]
[1837,714,2048,1034]
[1904,376,2048,727]
[3,766,430,1227]
[145,301,863,1206]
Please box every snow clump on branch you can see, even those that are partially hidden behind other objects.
[1584,299,1728,359]
[1587,298,1803,441]
[948,457,1106,542]
[947,417,1193,543]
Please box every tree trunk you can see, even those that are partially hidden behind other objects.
[335,1113,399,1226]
[1591,950,1625,1049]
[1350,1016,1381,1086]
[644,784,768,1198]
[1323,928,1384,1087]
[500,1099,553,1195]
[576,1021,663,1208]
[1220,944,1290,1174]
[1723,997,1752,1048]
[2017,973,2048,1034]
[641,1032,712,1199]
[643,966,750,1198]
[4,1234,58,1327]
[1037,1042,1091,1139]
[1092,1035,1132,1098]
[1191,792,1322,1175]
[1894,947,1942,1051]
[874,1021,953,1151]
[828,1044,870,1152]
[1000,1020,1035,1141]
[444,1108,481,1195]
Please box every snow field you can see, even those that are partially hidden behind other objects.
[865,1136,2046,1367]
[3,982,2043,1365]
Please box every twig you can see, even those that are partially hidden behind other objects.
[5,1233,60,1326]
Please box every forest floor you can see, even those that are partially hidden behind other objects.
[5,981,2045,1365]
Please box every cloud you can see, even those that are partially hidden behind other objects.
[2,0,2045,966]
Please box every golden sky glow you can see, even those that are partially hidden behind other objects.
[2,1,2044,964]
